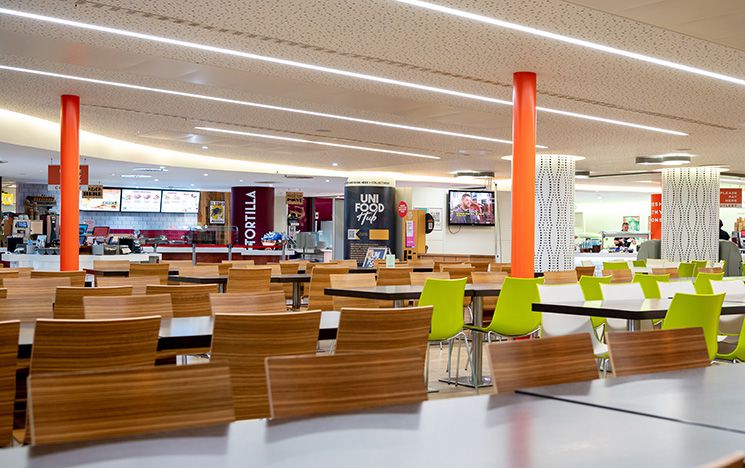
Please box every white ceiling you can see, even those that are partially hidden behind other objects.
[0,0,744,188]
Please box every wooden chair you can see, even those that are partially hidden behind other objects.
[14,268,32,278]
[651,267,679,279]
[470,261,491,273]
[175,264,220,278]
[330,274,387,310]
[53,286,134,320]
[434,261,460,272]
[335,306,432,355]
[92,260,131,271]
[83,294,173,319]
[281,259,309,272]
[266,348,426,420]
[575,266,596,280]
[30,270,86,287]
[543,270,579,285]
[96,275,162,294]
[226,260,255,268]
[407,259,434,269]
[30,316,160,374]
[210,311,321,420]
[129,263,170,284]
[1,277,71,300]
[471,271,508,313]
[377,267,414,286]
[0,320,19,447]
[216,263,233,276]
[487,334,599,394]
[308,266,349,311]
[210,291,287,314]
[336,259,358,268]
[699,267,724,274]
[27,364,235,446]
[439,263,472,273]
[146,284,218,317]
[409,271,450,286]
[0,289,5,299]
[606,328,711,377]
[226,267,272,293]
[0,297,53,322]
[0,270,19,279]
[699,452,745,468]
[602,269,633,283]
[490,263,511,273]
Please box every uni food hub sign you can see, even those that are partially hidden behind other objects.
[355,193,386,225]
[344,177,396,264]
[231,187,274,246]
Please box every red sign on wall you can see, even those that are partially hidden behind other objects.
[47,165,89,186]
[397,201,408,218]
[650,193,662,240]
[721,188,743,208]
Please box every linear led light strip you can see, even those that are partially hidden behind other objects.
[195,126,441,159]
[0,7,686,136]
[393,0,745,87]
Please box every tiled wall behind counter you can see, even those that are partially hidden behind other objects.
[79,211,198,230]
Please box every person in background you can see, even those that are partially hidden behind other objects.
[450,193,482,224]
[613,222,635,250]
[719,220,731,241]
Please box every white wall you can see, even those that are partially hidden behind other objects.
[273,196,287,234]
[575,190,652,234]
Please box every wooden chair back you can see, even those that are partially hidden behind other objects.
[216,263,233,276]
[330,274,387,310]
[440,265,475,281]
[84,294,173,319]
[487,334,599,394]
[699,267,724,274]
[699,453,745,468]
[336,259,358,268]
[30,316,160,374]
[470,261,491,272]
[0,297,53,322]
[308,266,349,311]
[2,277,70,300]
[490,262,512,273]
[281,259,309,272]
[0,320,19,447]
[27,364,235,446]
[211,311,321,420]
[602,269,633,283]
[575,266,596,280]
[651,267,679,278]
[277,262,300,299]
[377,267,414,286]
[129,263,170,284]
[335,306,432,354]
[266,348,426,420]
[146,284,218,317]
[176,264,220,277]
[96,275,161,294]
[434,261,460,272]
[407,259,434,269]
[54,286,134,320]
[30,270,86,287]
[210,291,287,314]
[0,270,19,279]
[15,267,32,278]
[409,271,450,286]
[543,270,579,285]
[0,290,4,299]
[226,260,255,268]
[92,260,131,271]
[471,271,508,311]
[607,328,711,377]
[226,267,272,293]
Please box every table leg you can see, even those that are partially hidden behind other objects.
[627,319,641,331]
[393,299,404,308]
[292,282,302,310]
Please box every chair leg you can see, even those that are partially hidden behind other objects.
[447,339,454,384]
[455,337,461,386]
[425,343,430,387]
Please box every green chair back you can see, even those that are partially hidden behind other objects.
[678,262,695,278]
[718,313,745,361]
[418,277,467,341]
[579,275,612,301]
[691,260,708,276]
[483,277,543,337]
[603,262,629,270]
[694,272,725,294]
[632,260,647,267]
[632,274,670,299]
[662,292,725,359]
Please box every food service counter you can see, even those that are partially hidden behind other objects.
[1,253,159,271]
[141,245,292,264]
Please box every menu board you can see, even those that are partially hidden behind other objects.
[121,189,162,212]
[79,188,121,212]
[161,190,200,213]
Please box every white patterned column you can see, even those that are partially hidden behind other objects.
[661,167,720,262]
[535,155,575,272]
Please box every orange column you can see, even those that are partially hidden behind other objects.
[60,95,80,271]
[510,72,537,278]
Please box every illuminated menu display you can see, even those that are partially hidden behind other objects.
[161,190,200,213]
[121,189,162,212]
[79,188,121,212]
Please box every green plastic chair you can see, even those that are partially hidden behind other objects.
[678,262,695,278]
[579,275,613,329]
[662,292,725,360]
[466,276,543,339]
[717,317,745,362]
[692,260,708,277]
[603,261,629,270]
[632,259,647,267]
[694,272,725,294]
[632,274,670,299]
[418,277,468,385]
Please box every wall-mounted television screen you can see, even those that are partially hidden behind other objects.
[79,188,121,212]
[161,190,200,213]
[121,189,162,213]
[447,190,496,226]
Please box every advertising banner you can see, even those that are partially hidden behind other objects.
[650,193,662,240]
[231,187,275,246]
[721,188,742,208]
[344,177,396,265]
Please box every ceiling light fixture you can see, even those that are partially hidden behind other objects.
[0,8,687,136]
[120,174,152,178]
[501,154,586,161]
[454,170,495,178]
[635,154,692,166]
[332,163,339,167]
[195,126,441,159]
[390,0,745,88]
[575,170,590,179]
[201,146,208,149]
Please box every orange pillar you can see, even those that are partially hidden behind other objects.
[510,72,537,278]
[60,95,80,271]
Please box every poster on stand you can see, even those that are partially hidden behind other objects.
[343,177,396,265]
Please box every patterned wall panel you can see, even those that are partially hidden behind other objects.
[535,155,575,272]
[661,167,720,262]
